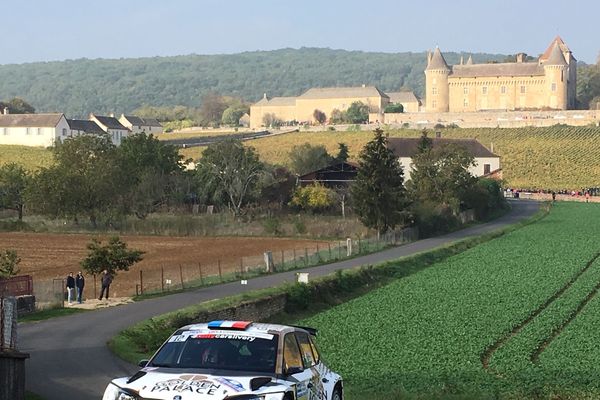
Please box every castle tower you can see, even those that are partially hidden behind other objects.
[425,47,450,112]
[543,42,568,110]
[540,37,577,109]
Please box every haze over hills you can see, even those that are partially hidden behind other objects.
[0,48,507,118]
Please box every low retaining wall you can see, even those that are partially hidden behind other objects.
[0,350,29,400]
[190,293,288,323]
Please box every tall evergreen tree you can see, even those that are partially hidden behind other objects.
[351,128,409,234]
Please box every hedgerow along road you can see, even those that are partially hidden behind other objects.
[19,200,539,400]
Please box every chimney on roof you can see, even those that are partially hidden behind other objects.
[263,93,267,99]
[435,131,442,139]
[460,55,464,65]
[362,84,366,88]
[2,107,8,115]
[516,53,527,63]
[109,112,115,118]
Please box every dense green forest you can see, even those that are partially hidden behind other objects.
[0,48,508,118]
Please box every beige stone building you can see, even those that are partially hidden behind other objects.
[425,37,577,113]
[250,86,390,128]
[386,91,422,113]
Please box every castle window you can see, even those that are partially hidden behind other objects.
[520,85,526,94]
[432,87,438,95]
[501,86,507,94]
[463,99,469,107]
[551,83,557,92]
[432,100,437,108]
[482,86,488,95]
[463,87,469,95]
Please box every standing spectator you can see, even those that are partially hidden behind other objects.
[552,191,556,202]
[75,271,85,304]
[66,272,75,305]
[98,270,113,300]
[585,191,590,203]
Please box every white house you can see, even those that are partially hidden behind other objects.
[90,114,130,145]
[0,111,71,147]
[118,114,163,135]
[67,119,106,137]
[387,137,501,181]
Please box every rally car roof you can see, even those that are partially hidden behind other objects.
[180,321,314,335]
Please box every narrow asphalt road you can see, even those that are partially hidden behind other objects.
[19,200,539,399]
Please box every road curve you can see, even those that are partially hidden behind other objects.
[19,200,539,399]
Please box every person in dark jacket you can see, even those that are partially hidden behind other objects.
[75,271,85,304]
[98,270,113,300]
[66,272,75,305]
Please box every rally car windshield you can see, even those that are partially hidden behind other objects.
[149,330,279,374]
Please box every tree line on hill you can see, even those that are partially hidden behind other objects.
[0,130,504,237]
[0,48,507,118]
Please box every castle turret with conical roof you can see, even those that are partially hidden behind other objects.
[425,47,450,112]
[543,42,568,110]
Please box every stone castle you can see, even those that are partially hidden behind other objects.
[425,37,577,112]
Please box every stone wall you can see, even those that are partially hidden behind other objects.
[370,109,599,129]
[16,296,35,316]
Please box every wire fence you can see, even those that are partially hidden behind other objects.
[28,226,419,303]
[132,226,419,297]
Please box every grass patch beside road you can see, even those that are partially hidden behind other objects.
[19,307,87,323]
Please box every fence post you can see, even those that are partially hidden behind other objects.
[161,267,165,292]
[328,243,332,260]
[179,264,185,289]
[218,260,222,281]
[240,258,244,278]
[198,263,204,285]
[346,238,352,257]
[358,238,361,254]
[139,270,143,295]
[316,244,320,262]
[304,248,308,266]
[281,250,284,270]
[93,275,97,300]
[293,249,297,268]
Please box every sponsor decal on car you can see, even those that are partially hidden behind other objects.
[150,375,223,395]
[168,330,274,343]
[215,377,245,392]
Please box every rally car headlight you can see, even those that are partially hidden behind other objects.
[102,383,138,400]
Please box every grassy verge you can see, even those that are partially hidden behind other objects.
[25,391,45,400]
[111,204,548,366]
[19,307,87,323]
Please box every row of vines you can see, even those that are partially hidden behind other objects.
[300,203,600,399]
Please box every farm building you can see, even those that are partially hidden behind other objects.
[119,114,163,135]
[297,162,359,188]
[89,114,130,145]
[67,119,106,137]
[386,91,422,113]
[387,137,500,181]
[0,110,70,147]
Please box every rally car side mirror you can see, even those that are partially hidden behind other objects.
[138,359,149,368]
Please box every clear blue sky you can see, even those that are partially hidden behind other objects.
[2,0,597,64]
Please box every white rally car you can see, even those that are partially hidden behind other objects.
[103,320,343,400]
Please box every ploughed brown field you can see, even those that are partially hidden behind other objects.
[0,232,329,298]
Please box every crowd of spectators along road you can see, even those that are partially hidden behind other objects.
[505,187,600,199]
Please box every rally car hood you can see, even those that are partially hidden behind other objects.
[121,369,282,399]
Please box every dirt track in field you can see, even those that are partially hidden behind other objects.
[0,232,328,297]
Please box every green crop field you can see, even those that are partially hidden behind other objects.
[300,203,600,399]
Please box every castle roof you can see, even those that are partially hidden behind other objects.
[387,137,498,158]
[451,62,544,78]
[543,42,568,66]
[386,91,420,104]
[254,96,296,107]
[539,36,573,62]
[426,47,450,71]
[299,86,388,100]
